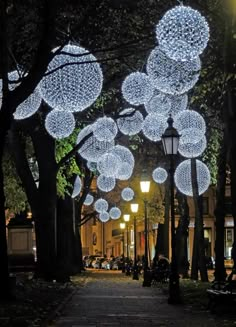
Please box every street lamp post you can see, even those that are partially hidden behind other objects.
[131,202,139,280]
[120,222,126,273]
[161,115,181,304]
[123,214,131,275]
[140,170,151,287]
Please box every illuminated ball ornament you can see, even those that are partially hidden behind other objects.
[142,113,168,142]
[109,207,121,220]
[174,159,210,196]
[87,161,97,172]
[14,87,42,120]
[97,175,116,192]
[77,125,114,162]
[94,198,109,213]
[145,93,171,116]
[117,108,144,136]
[84,194,94,206]
[152,167,168,184]
[111,145,135,168]
[121,187,134,202]
[97,153,121,177]
[169,94,188,118]
[115,162,133,181]
[156,5,210,61]
[39,44,103,112]
[45,110,75,139]
[146,47,201,95]
[72,176,82,198]
[122,72,154,106]
[174,110,206,143]
[99,211,110,223]
[93,117,118,141]
[178,136,207,158]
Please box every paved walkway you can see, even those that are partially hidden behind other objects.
[52,270,228,327]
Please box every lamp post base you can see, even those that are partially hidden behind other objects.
[132,266,139,280]
[168,272,181,304]
[142,269,152,287]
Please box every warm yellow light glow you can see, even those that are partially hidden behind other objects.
[120,222,126,229]
[140,180,150,193]
[131,203,139,213]
[123,214,130,222]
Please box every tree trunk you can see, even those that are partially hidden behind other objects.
[214,134,227,281]
[175,192,190,278]
[191,158,208,282]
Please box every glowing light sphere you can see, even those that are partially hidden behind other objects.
[99,211,110,223]
[94,198,109,213]
[72,175,82,198]
[145,93,171,116]
[152,167,168,184]
[39,44,103,112]
[77,125,114,162]
[146,47,201,95]
[156,5,210,62]
[179,136,207,158]
[121,187,134,202]
[174,110,206,143]
[169,94,188,118]
[87,161,97,172]
[117,108,144,135]
[84,194,94,206]
[110,145,135,168]
[45,110,75,139]
[109,207,121,220]
[93,117,118,141]
[97,152,121,177]
[97,175,116,192]
[115,162,134,181]
[174,159,210,196]
[14,87,42,120]
[121,72,154,106]
[142,113,168,142]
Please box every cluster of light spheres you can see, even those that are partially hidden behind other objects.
[93,117,118,142]
[174,110,206,144]
[14,87,42,120]
[142,113,168,142]
[71,175,82,198]
[97,175,116,192]
[117,108,144,135]
[97,152,121,177]
[179,136,207,158]
[156,5,209,62]
[174,159,210,196]
[121,187,134,202]
[145,93,171,116]
[77,125,114,162]
[84,194,94,206]
[152,167,168,184]
[39,44,103,112]
[146,47,201,95]
[99,211,110,223]
[121,72,154,106]
[109,207,121,220]
[94,198,109,213]
[45,110,75,139]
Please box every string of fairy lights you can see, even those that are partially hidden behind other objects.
[1,3,211,222]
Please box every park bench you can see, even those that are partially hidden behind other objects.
[207,279,236,312]
[151,266,170,285]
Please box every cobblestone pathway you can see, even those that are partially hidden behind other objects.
[52,270,231,327]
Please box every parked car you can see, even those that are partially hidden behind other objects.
[101,259,111,270]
